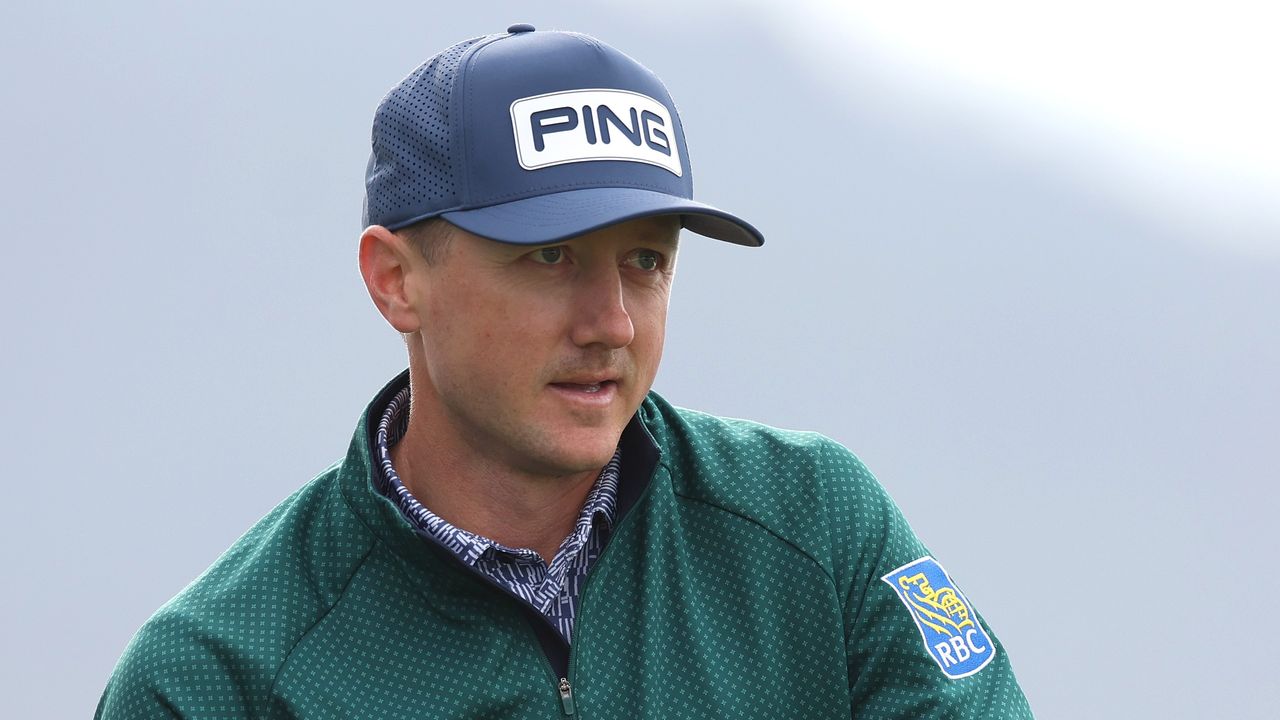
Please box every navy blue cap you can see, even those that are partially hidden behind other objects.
[363,27,764,246]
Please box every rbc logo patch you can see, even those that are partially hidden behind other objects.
[881,557,996,679]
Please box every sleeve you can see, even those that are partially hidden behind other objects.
[817,440,1035,719]
[94,610,265,720]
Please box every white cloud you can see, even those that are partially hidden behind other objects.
[741,0,1280,257]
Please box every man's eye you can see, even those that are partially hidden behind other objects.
[626,249,664,271]
[531,247,566,264]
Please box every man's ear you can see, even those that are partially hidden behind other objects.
[359,225,422,333]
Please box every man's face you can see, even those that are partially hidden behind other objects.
[405,216,679,480]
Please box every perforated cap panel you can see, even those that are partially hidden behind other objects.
[363,36,487,229]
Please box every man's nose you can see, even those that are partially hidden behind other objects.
[569,267,635,350]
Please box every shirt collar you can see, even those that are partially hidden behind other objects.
[372,386,621,561]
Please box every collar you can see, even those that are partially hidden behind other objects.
[371,384,621,565]
[337,369,662,590]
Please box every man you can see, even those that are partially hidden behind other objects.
[97,25,1033,719]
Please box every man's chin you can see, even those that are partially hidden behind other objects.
[529,430,625,479]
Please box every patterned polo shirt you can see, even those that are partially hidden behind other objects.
[372,386,620,643]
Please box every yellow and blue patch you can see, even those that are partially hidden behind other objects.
[881,556,996,679]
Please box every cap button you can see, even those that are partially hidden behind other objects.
[507,23,536,33]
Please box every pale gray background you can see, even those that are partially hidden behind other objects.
[3,1,1276,718]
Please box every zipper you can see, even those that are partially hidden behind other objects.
[531,432,666,717]
[558,677,576,716]
[553,461,664,717]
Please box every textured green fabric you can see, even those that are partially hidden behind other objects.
[96,377,1033,718]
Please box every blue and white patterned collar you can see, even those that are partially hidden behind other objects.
[372,386,620,571]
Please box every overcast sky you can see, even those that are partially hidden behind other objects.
[2,2,1276,718]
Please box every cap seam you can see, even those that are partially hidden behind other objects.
[461,35,516,208]
[651,76,693,187]
[454,34,507,208]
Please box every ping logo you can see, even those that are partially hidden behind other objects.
[881,557,996,679]
[510,89,682,176]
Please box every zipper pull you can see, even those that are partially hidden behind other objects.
[558,677,576,716]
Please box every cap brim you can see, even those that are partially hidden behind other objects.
[440,187,763,247]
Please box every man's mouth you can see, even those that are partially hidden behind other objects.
[550,380,616,393]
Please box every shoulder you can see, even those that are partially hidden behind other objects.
[97,465,377,718]
[638,392,895,574]
[640,390,879,496]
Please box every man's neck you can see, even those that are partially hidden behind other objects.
[389,413,601,566]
